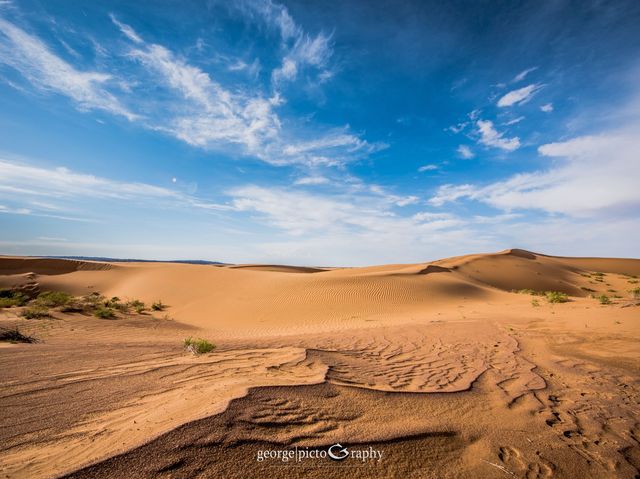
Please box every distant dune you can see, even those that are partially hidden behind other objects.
[1,250,639,478]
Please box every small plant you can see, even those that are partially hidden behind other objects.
[81,292,105,307]
[515,289,543,296]
[581,287,596,293]
[629,279,639,284]
[0,291,29,308]
[151,300,165,311]
[0,289,30,306]
[545,291,569,304]
[21,306,50,319]
[94,306,116,319]
[531,298,540,307]
[629,287,640,299]
[127,299,146,314]
[0,327,38,343]
[593,272,605,277]
[35,291,73,308]
[184,337,215,355]
[607,289,616,293]
[597,294,612,305]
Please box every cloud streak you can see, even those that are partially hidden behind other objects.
[476,120,520,151]
[497,83,543,107]
[0,17,137,120]
[430,128,640,217]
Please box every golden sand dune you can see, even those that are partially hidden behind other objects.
[1,250,640,478]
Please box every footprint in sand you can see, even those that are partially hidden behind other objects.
[498,446,555,478]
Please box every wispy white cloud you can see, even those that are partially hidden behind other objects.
[231,0,333,87]
[503,116,525,125]
[0,158,232,216]
[111,14,372,167]
[540,103,553,112]
[294,175,329,185]
[418,164,438,172]
[229,185,457,237]
[109,13,143,44]
[512,67,538,83]
[430,128,640,217]
[497,83,543,107]
[0,10,376,169]
[476,120,520,151]
[0,17,138,120]
[457,145,475,159]
[272,32,333,85]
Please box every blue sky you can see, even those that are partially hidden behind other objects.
[0,0,638,265]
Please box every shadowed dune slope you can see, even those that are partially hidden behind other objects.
[0,256,114,275]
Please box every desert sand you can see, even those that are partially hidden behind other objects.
[1,249,639,478]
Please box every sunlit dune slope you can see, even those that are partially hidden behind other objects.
[1,249,638,335]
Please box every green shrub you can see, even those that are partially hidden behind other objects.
[0,289,29,307]
[531,299,540,307]
[127,299,146,313]
[593,272,605,277]
[545,291,569,303]
[105,297,130,312]
[36,291,73,308]
[581,287,596,293]
[629,279,639,284]
[94,306,116,319]
[597,294,612,305]
[184,337,215,354]
[629,287,640,299]
[21,306,50,319]
[83,292,105,303]
[151,300,165,311]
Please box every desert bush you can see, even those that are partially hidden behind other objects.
[151,300,165,311]
[78,293,109,313]
[545,291,569,303]
[105,297,130,312]
[597,294,612,305]
[127,299,146,313]
[593,272,605,277]
[515,289,544,296]
[629,287,640,299]
[629,279,639,284]
[184,337,215,355]
[581,287,596,293]
[0,290,29,308]
[21,306,50,319]
[0,327,37,343]
[36,291,73,308]
[94,306,116,319]
[531,299,540,307]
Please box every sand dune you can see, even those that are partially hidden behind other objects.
[1,250,639,478]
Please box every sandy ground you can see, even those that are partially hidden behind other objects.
[0,249,639,478]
